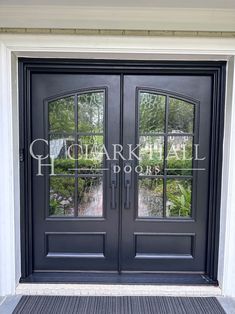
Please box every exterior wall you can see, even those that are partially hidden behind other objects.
[0,32,235,297]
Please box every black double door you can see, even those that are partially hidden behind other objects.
[30,72,212,275]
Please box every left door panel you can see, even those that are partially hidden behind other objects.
[31,74,120,271]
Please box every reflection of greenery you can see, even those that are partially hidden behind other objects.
[49,93,104,134]
[139,93,165,133]
[49,176,101,216]
[139,140,192,175]
[78,135,104,161]
[139,136,164,175]
[169,98,194,133]
[167,159,192,175]
[50,177,74,198]
[54,159,74,174]
[53,158,102,174]
[48,92,194,218]
[140,154,163,175]
[49,177,74,216]
[167,182,191,217]
[139,94,194,134]
[78,92,104,133]
[167,140,192,175]
[139,179,192,218]
[52,135,104,174]
[49,97,74,133]
[140,178,162,192]
[167,140,192,158]
[79,135,103,147]
[78,158,101,170]
[49,199,64,216]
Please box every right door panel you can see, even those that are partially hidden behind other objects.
[121,75,212,272]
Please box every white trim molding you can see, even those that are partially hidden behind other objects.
[0,43,17,296]
[0,33,235,297]
[0,6,235,32]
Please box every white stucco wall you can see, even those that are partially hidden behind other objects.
[0,33,235,297]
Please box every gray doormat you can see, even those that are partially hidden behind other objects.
[13,296,226,314]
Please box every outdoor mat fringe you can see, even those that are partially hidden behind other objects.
[13,296,225,314]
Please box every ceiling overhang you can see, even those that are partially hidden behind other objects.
[0,5,235,32]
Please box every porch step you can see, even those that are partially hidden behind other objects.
[16,283,221,297]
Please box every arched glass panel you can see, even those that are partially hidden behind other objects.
[48,91,105,217]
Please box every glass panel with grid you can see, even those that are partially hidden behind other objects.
[138,92,194,218]
[48,92,105,217]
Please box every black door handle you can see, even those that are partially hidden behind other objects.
[124,163,132,209]
[110,162,117,209]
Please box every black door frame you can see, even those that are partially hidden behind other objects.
[19,59,226,283]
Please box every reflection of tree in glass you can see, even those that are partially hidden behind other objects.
[139,93,165,133]
[49,176,103,217]
[168,98,194,133]
[49,177,75,216]
[78,136,103,158]
[167,137,193,175]
[49,93,104,217]
[139,157,163,175]
[167,180,192,217]
[49,97,75,133]
[139,136,164,175]
[78,92,104,133]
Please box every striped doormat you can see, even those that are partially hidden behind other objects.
[13,296,225,314]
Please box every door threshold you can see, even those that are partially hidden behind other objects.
[16,282,221,297]
[20,272,217,285]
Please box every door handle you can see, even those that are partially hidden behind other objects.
[110,162,117,209]
[124,163,132,209]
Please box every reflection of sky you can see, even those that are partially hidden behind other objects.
[50,139,65,158]
[138,185,163,217]
[78,183,103,217]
